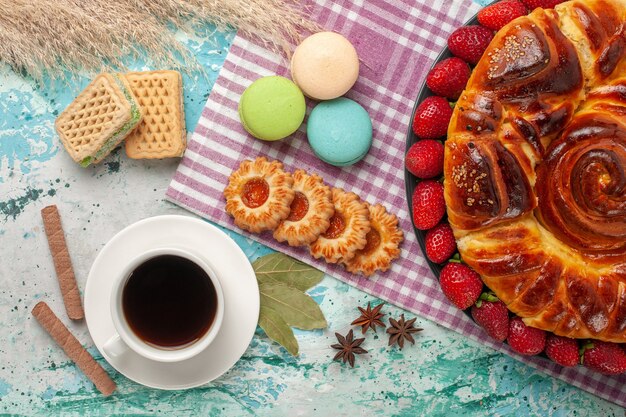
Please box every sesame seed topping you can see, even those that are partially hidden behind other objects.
[487,33,536,79]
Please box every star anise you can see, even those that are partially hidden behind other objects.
[351,302,386,334]
[386,314,422,349]
[331,329,368,367]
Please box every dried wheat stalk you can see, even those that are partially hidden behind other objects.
[0,0,318,80]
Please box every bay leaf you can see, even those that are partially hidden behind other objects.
[258,305,299,356]
[259,282,327,330]
[253,253,324,292]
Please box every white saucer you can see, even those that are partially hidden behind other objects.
[84,215,260,390]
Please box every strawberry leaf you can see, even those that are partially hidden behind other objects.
[479,292,499,303]
[580,341,595,365]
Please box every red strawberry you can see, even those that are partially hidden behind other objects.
[411,180,445,230]
[405,140,444,179]
[582,341,626,375]
[521,0,565,9]
[507,316,546,355]
[471,294,509,342]
[478,0,527,31]
[545,334,579,367]
[439,262,482,309]
[425,223,457,264]
[412,96,453,139]
[426,57,471,100]
[447,25,494,65]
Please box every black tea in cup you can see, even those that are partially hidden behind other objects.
[121,255,218,349]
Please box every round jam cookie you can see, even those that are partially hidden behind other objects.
[310,188,371,264]
[307,98,372,166]
[238,76,306,141]
[343,203,403,277]
[291,31,359,100]
[273,170,335,246]
[224,157,295,233]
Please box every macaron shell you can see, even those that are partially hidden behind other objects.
[238,76,306,141]
[307,98,372,166]
[291,32,359,101]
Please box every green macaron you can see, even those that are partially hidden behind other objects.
[238,76,306,141]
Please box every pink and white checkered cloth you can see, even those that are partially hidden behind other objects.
[167,0,626,406]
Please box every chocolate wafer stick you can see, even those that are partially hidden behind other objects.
[41,205,84,320]
[32,302,116,396]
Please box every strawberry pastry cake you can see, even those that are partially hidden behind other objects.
[408,0,626,373]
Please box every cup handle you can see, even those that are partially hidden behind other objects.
[103,334,128,358]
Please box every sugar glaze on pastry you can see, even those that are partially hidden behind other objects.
[444,0,626,342]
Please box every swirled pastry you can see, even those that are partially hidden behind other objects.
[444,0,626,342]
[310,188,371,264]
[273,169,335,246]
[224,157,294,233]
[343,203,404,276]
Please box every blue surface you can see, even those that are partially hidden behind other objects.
[0,16,622,417]
[307,98,373,166]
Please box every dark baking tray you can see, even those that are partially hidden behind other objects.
[404,12,481,281]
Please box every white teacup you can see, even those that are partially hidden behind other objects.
[103,247,224,363]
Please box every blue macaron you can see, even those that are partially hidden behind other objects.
[307,98,372,166]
